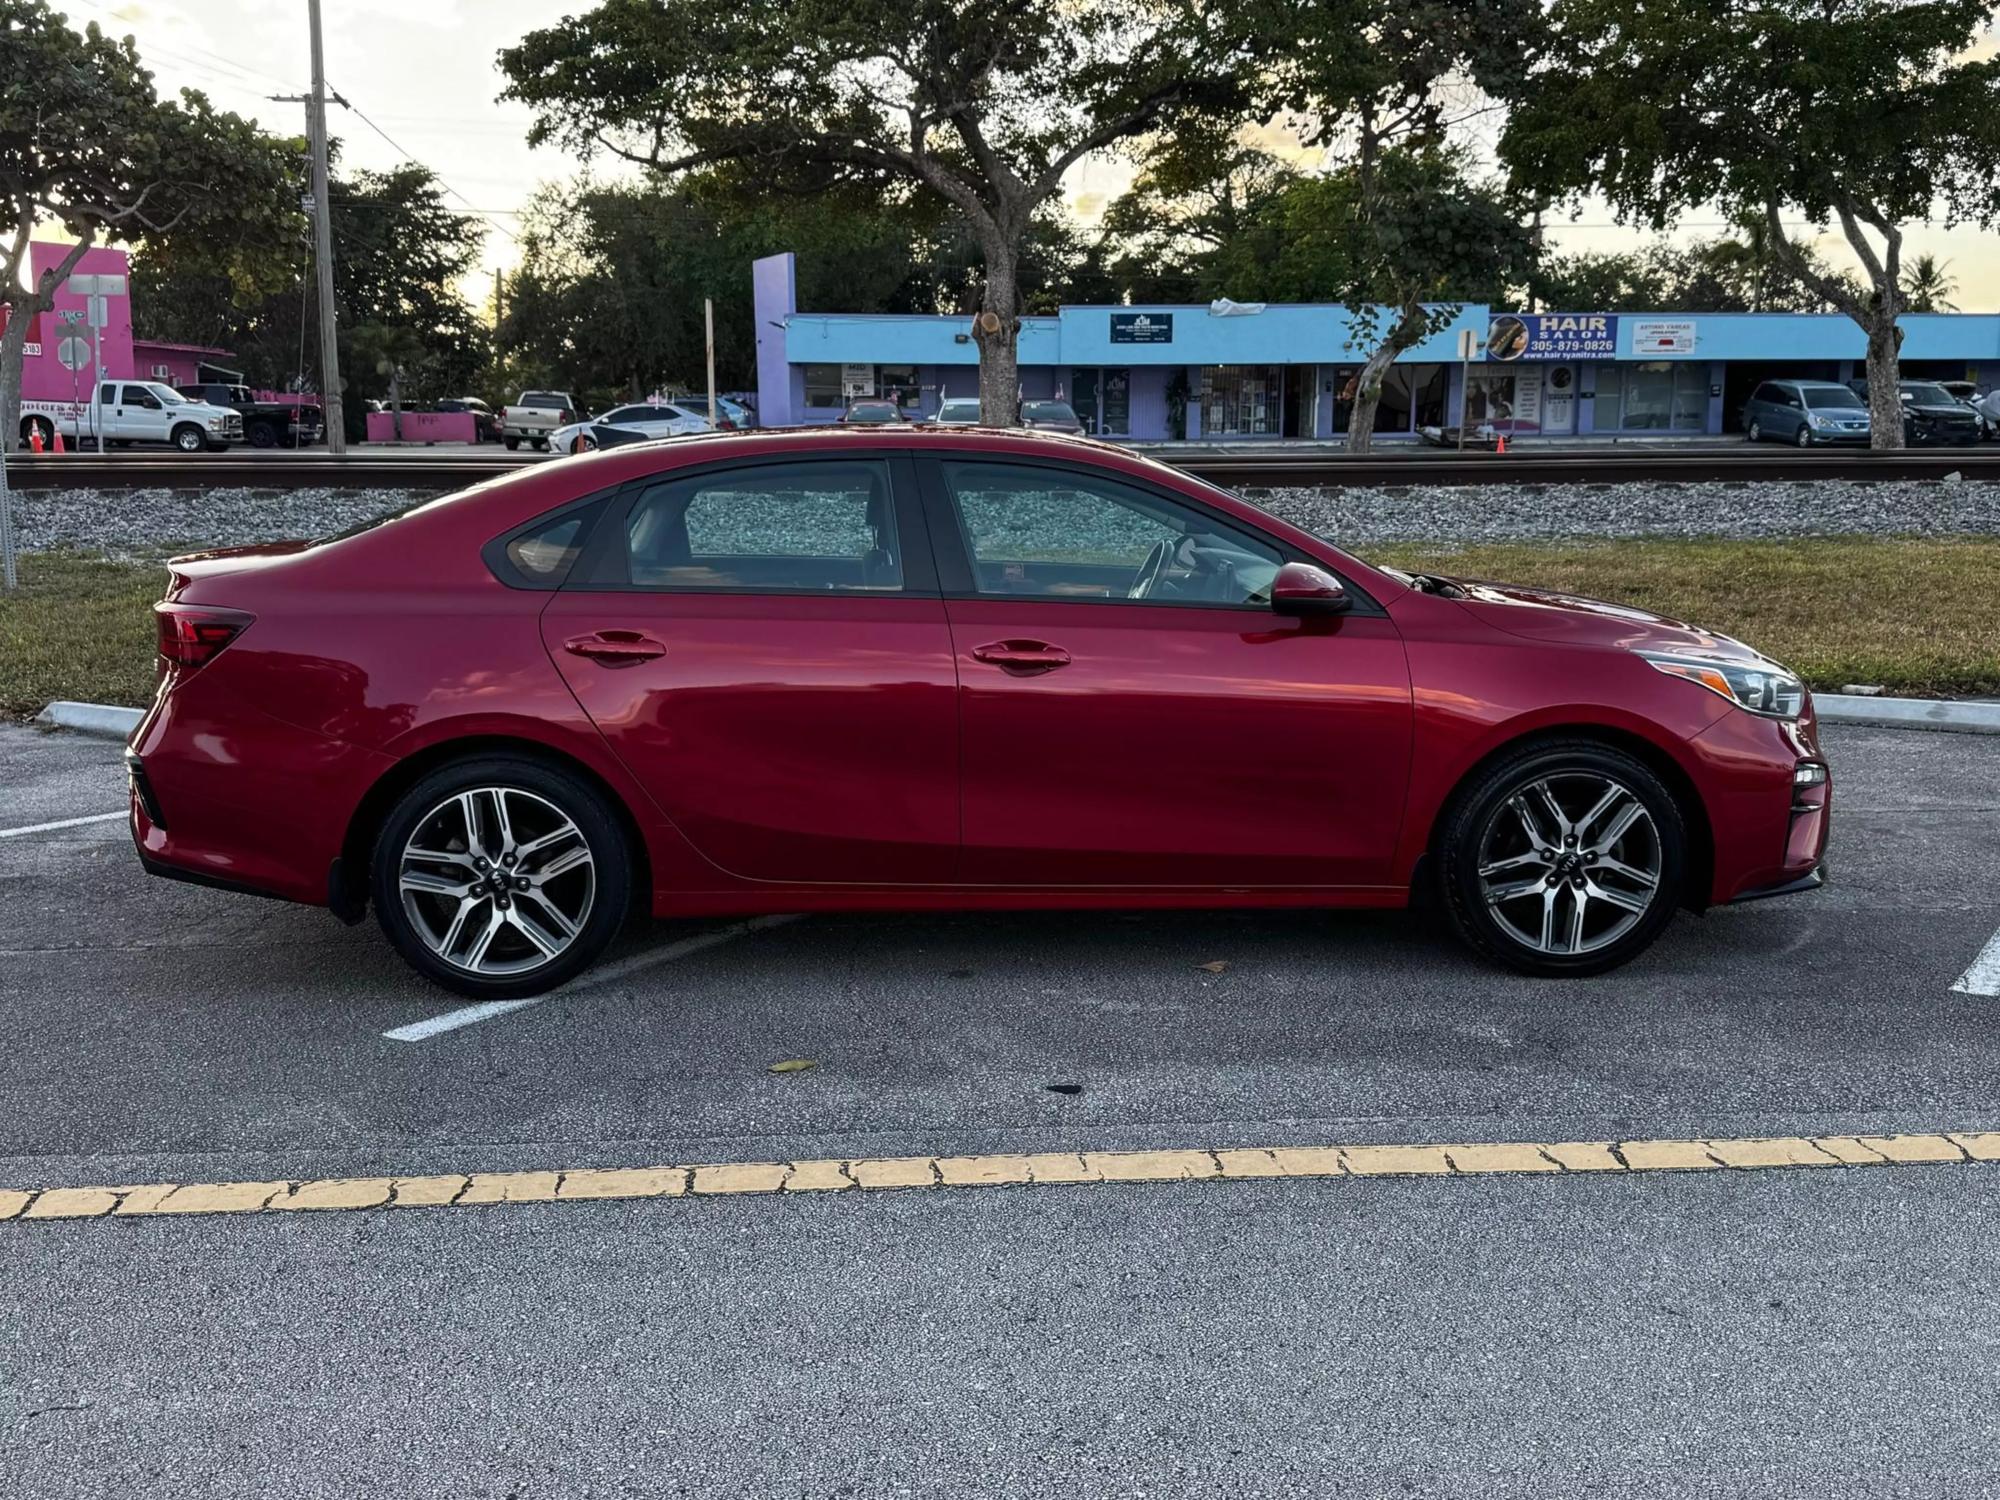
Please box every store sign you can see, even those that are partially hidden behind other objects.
[1110,312,1173,345]
[840,362,874,396]
[1631,318,1698,355]
[1486,313,1618,361]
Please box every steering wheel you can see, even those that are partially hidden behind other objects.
[1128,538,1173,600]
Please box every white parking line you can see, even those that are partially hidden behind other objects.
[382,914,801,1042]
[0,810,127,840]
[1951,924,2000,997]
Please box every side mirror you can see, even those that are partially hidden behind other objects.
[1271,561,1352,617]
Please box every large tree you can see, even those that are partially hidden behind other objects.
[132,160,488,432]
[1501,0,2000,449]
[0,1,292,450]
[1241,0,1544,450]
[498,0,1249,423]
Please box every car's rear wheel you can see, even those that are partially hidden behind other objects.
[1746,420,1762,443]
[504,435,520,451]
[370,757,632,999]
[1437,741,1685,977]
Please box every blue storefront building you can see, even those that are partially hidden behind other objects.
[751,252,2000,440]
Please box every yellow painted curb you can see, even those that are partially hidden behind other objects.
[2,1132,1983,1226]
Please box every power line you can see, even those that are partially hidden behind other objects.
[331,90,520,245]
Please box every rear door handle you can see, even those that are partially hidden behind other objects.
[971,640,1072,674]
[563,631,667,663]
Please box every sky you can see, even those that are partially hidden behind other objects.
[49,0,2000,313]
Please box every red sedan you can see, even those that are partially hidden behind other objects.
[128,429,1829,997]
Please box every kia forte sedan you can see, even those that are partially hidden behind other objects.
[128,429,1829,998]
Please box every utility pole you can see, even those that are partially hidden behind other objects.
[305,0,345,453]
[704,298,718,427]
[494,267,504,329]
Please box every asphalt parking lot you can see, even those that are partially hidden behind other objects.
[3,719,1999,1496]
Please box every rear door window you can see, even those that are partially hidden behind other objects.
[620,460,905,593]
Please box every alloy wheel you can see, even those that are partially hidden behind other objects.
[398,787,596,976]
[1476,773,1662,956]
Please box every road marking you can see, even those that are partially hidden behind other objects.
[1951,924,2000,997]
[0,810,126,840]
[4,1131,1995,1227]
[381,914,800,1041]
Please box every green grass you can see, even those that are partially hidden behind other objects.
[2,536,1997,718]
[0,551,164,719]
[1367,536,2000,699]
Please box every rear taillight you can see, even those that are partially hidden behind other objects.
[155,604,254,675]
[716,416,736,430]
[559,408,574,424]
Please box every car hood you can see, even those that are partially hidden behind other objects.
[1444,577,1765,660]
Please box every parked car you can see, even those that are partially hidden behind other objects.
[1937,381,1993,440]
[176,383,324,449]
[549,402,715,456]
[1019,399,1087,435]
[127,428,1829,999]
[1741,380,1870,446]
[838,398,906,425]
[20,381,241,452]
[1847,379,1983,445]
[436,397,503,443]
[502,390,579,451]
[933,398,983,426]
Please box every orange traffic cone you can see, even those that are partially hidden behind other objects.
[27,425,43,454]
[51,428,65,454]
[1495,433,1507,454]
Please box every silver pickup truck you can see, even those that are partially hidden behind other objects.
[502,390,578,451]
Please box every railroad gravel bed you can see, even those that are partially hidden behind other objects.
[9,474,2000,557]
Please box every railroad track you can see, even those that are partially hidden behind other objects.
[5,445,1998,491]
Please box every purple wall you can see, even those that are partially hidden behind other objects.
[753,253,799,427]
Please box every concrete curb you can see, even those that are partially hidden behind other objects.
[35,702,143,740]
[1817,695,2000,735]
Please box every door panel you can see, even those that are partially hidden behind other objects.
[947,600,1413,887]
[544,456,959,886]
[923,456,1414,888]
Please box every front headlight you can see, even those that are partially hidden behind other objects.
[1640,651,1805,719]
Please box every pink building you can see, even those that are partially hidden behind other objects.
[6,241,237,408]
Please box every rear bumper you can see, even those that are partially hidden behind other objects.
[127,679,393,908]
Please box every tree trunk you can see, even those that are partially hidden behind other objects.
[1862,317,1906,451]
[0,300,31,455]
[971,239,1021,427]
[1345,301,1427,455]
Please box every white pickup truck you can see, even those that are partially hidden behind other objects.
[502,390,578,451]
[21,380,243,452]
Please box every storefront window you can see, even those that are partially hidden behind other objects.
[802,364,844,408]
[1597,363,1707,431]
[1375,365,1446,432]
[1203,365,1282,436]
[877,365,919,408]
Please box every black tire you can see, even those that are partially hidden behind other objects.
[370,755,633,999]
[20,416,53,449]
[1436,739,1686,978]
[171,423,205,452]
[1746,420,1762,443]
[531,436,549,451]
[504,435,520,451]
[248,422,278,449]
[1794,424,1812,448]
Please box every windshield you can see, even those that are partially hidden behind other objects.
[1804,387,1864,410]
[1902,383,1955,405]
[1022,402,1078,423]
[147,383,188,405]
[939,401,980,420]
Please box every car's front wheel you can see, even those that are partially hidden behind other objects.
[1746,420,1762,443]
[1437,741,1685,977]
[370,756,632,998]
[1795,424,1812,448]
[172,424,206,452]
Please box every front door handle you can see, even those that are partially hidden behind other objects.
[971,640,1072,674]
[563,630,667,663]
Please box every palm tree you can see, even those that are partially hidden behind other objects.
[1899,254,1958,313]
